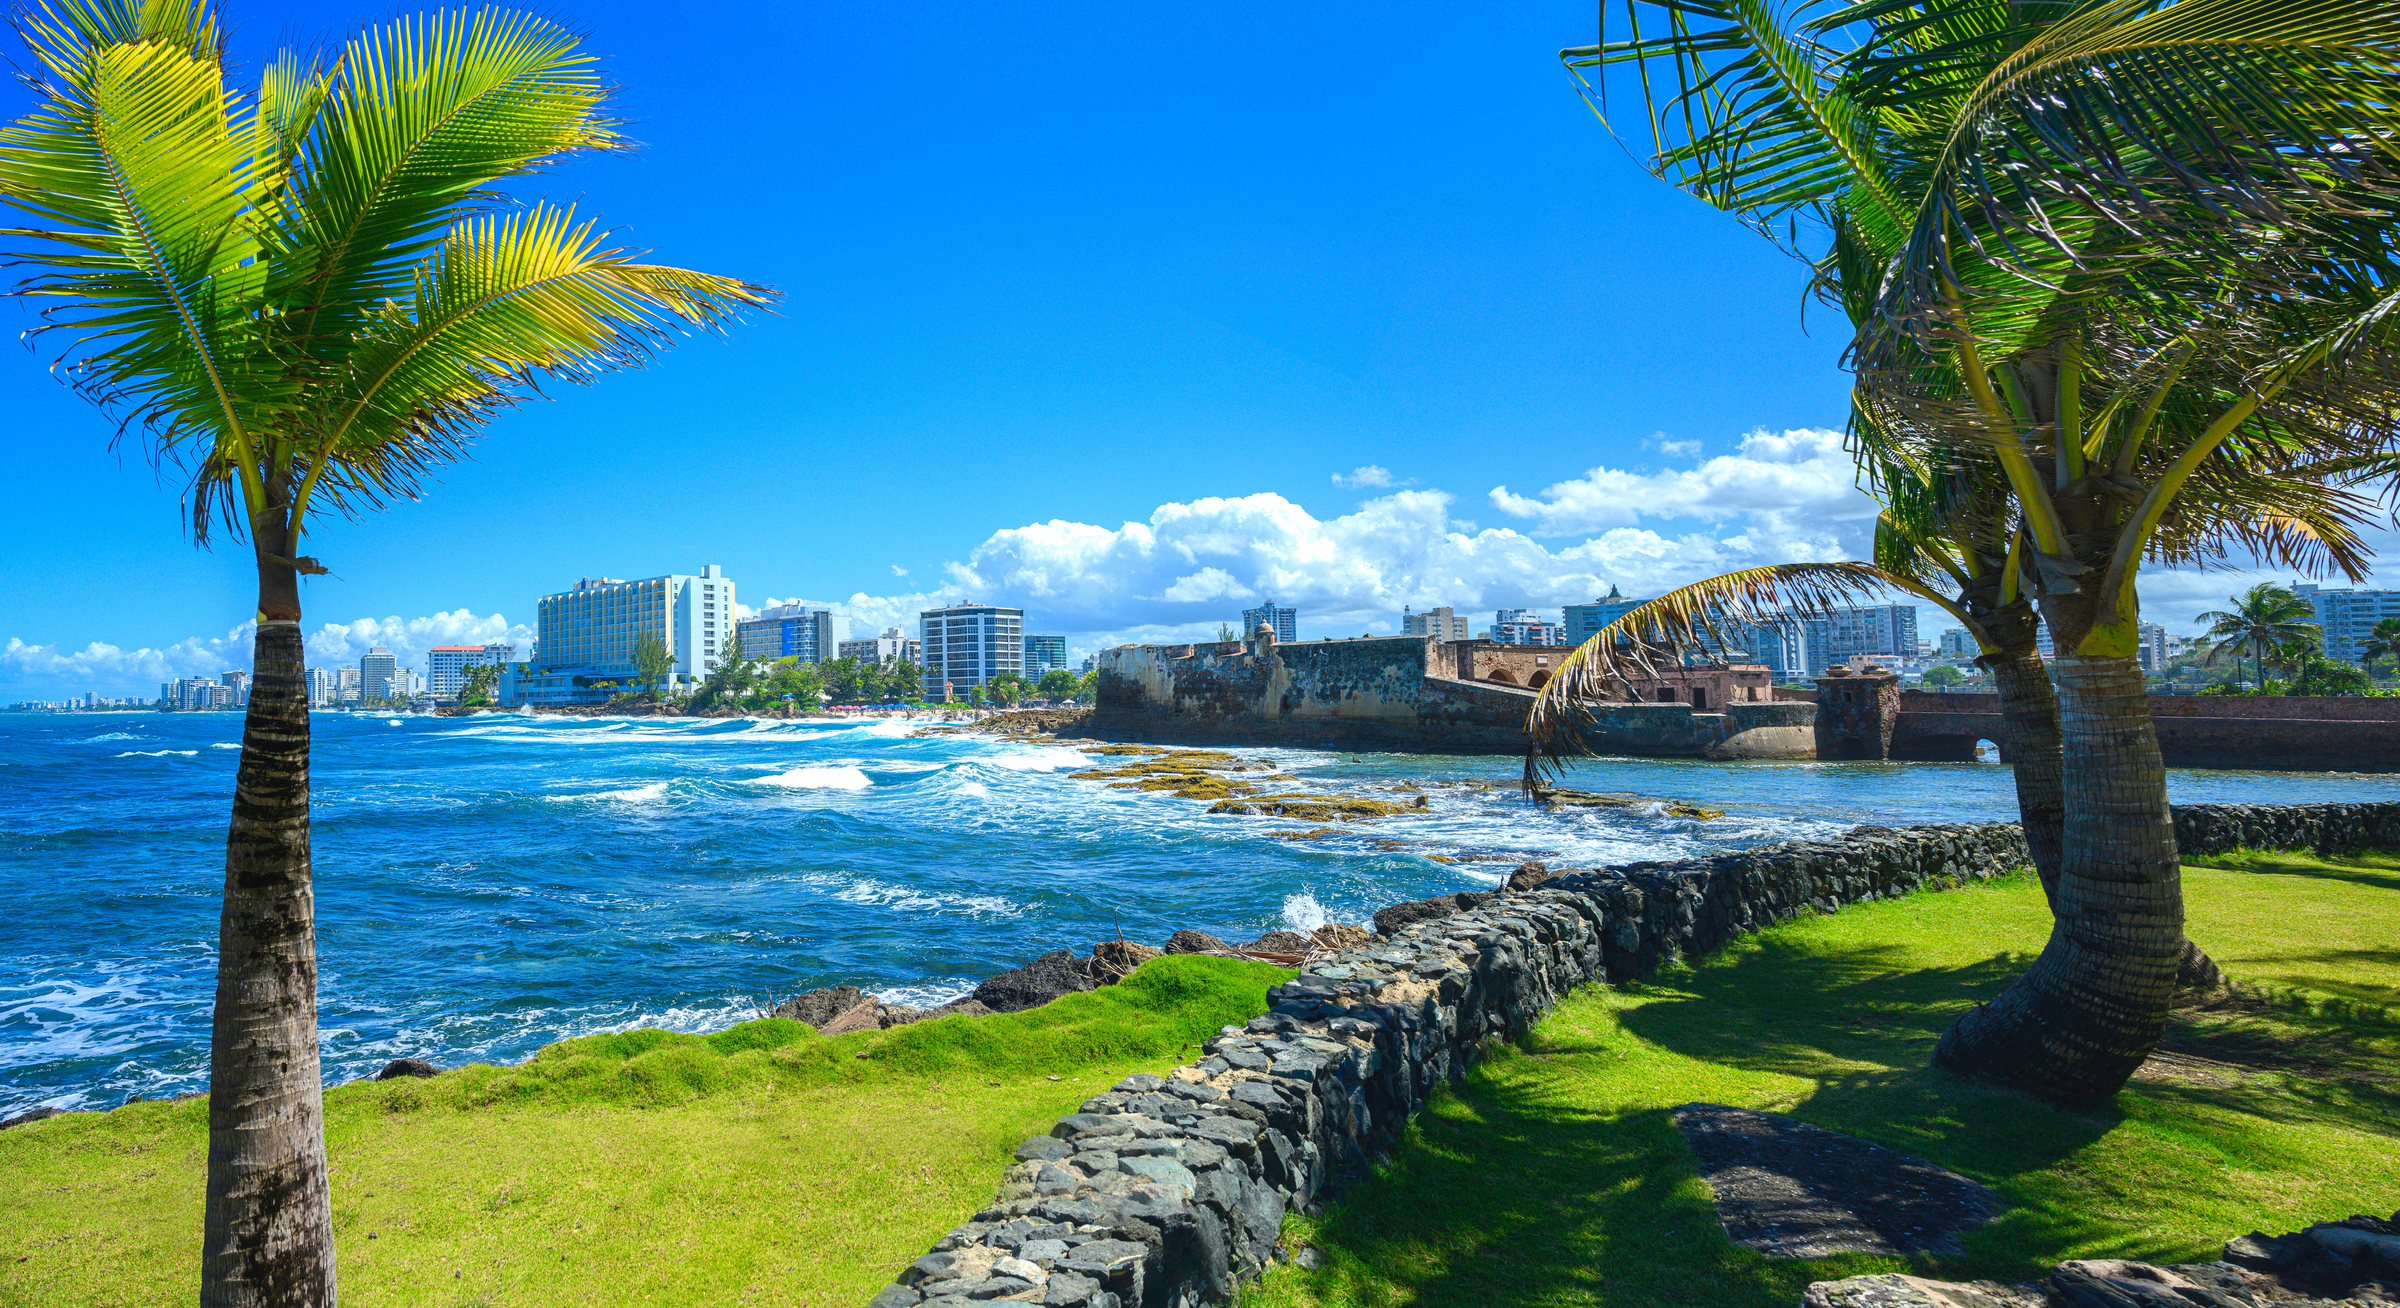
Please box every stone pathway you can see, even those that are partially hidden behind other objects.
[1670,1103,2003,1259]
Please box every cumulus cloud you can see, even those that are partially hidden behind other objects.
[1332,465,1412,490]
[1654,438,1703,458]
[1,609,531,700]
[1490,427,1874,561]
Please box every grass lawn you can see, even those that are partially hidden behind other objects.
[0,955,1292,1308]
[1247,848,2400,1308]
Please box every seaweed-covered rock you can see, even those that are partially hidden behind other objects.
[971,948,1097,1014]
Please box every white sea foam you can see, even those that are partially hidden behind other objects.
[750,766,872,791]
[548,781,671,804]
[984,747,1090,772]
[876,978,979,1010]
[81,732,146,742]
[958,781,990,798]
[804,871,1022,917]
[386,719,403,726]
[1280,890,1329,933]
[115,749,198,758]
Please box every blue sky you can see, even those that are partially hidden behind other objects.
[0,0,2380,696]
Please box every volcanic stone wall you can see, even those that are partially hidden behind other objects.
[863,801,2399,1308]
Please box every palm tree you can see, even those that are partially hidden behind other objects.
[2195,585,2323,688]
[0,4,768,1302]
[1564,0,2400,1103]
[2364,618,2400,679]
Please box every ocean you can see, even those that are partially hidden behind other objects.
[2,708,2388,1117]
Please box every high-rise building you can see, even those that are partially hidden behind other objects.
[1937,628,1978,660]
[2292,582,2400,664]
[736,604,837,664]
[1488,612,1567,645]
[838,627,921,664]
[306,666,339,707]
[531,565,734,692]
[338,666,362,702]
[2136,621,2170,672]
[920,604,1023,697]
[220,670,248,707]
[427,643,516,698]
[1563,587,1645,646]
[1401,606,1473,642]
[1240,599,1297,643]
[360,647,398,701]
[1023,635,1069,678]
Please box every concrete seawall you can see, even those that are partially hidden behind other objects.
[864,799,2400,1308]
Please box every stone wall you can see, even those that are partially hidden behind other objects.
[864,800,2400,1308]
[1889,692,2400,771]
[1814,670,1900,761]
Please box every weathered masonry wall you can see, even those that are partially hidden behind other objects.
[865,800,2400,1308]
[1889,691,2400,771]
[1091,635,1799,757]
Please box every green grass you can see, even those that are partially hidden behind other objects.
[1246,849,2400,1308]
[0,954,1292,1307]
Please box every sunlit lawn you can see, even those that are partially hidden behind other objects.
[1248,850,2400,1308]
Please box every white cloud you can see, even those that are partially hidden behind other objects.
[1332,465,1413,490]
[891,564,909,577]
[1,609,530,700]
[1654,438,1703,458]
[1490,428,1873,561]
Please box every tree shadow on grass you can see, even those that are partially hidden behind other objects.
[2188,850,2400,893]
[1270,941,2140,1307]
[1268,928,2400,1307]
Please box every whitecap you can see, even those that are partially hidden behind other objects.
[209,742,242,750]
[547,781,671,804]
[802,872,1022,917]
[115,749,198,758]
[958,781,990,798]
[1281,890,1329,933]
[386,719,402,727]
[81,732,146,742]
[984,747,1089,772]
[750,766,872,791]
[875,978,979,1010]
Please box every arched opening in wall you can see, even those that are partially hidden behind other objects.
[1489,668,1518,684]
[1527,670,1551,689]
[1976,738,2002,763]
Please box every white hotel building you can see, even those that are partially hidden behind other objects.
[507,565,735,706]
[920,604,1023,698]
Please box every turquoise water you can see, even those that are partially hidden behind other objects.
[1,709,2388,1116]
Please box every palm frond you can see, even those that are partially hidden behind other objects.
[1521,561,1913,787]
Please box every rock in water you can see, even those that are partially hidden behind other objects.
[1089,940,1162,984]
[375,1058,440,1081]
[1243,930,1310,955]
[1371,892,1493,938]
[1164,929,1230,954]
[970,948,1097,1013]
[775,985,865,1030]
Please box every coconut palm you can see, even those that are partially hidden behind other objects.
[2195,584,2324,688]
[2365,618,2400,678]
[0,4,769,1302]
[1564,0,2400,1102]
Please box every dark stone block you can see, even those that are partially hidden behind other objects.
[375,1057,440,1080]
[973,949,1097,1014]
[1164,929,1229,954]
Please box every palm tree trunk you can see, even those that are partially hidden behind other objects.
[1986,644,2063,905]
[202,545,336,1307]
[1933,654,2183,1105]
